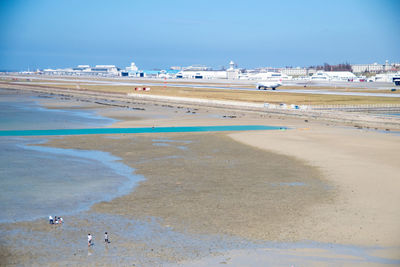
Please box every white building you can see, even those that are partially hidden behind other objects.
[182,65,211,71]
[311,71,356,81]
[226,60,240,79]
[307,68,317,76]
[126,62,138,72]
[352,62,384,73]
[246,72,291,81]
[125,62,139,77]
[280,67,307,76]
[43,68,75,75]
[374,72,400,83]
[43,65,119,76]
[351,60,400,73]
[176,61,240,80]
[89,65,119,76]
[74,65,90,70]
[176,70,227,79]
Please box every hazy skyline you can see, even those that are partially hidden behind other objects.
[1,0,399,71]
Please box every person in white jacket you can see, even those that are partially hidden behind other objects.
[88,234,92,247]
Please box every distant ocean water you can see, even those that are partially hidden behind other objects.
[0,89,143,223]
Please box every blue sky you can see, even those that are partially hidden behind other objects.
[0,0,399,70]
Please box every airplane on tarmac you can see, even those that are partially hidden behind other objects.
[256,80,282,90]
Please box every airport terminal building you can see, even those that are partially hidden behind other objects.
[36,60,400,84]
[43,65,119,76]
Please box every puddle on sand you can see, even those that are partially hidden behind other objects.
[152,138,193,150]
[270,182,307,187]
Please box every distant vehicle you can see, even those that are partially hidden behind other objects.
[393,77,400,86]
[256,81,282,90]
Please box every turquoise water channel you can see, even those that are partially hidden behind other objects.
[0,125,285,136]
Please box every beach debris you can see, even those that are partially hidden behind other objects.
[162,104,174,108]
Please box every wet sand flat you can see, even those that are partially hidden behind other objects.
[42,133,333,240]
[230,127,400,248]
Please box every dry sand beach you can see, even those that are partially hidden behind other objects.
[0,85,400,266]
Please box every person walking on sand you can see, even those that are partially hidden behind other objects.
[88,233,92,247]
[104,232,109,244]
[49,215,53,224]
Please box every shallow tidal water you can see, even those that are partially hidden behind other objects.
[0,89,282,223]
[0,89,143,223]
